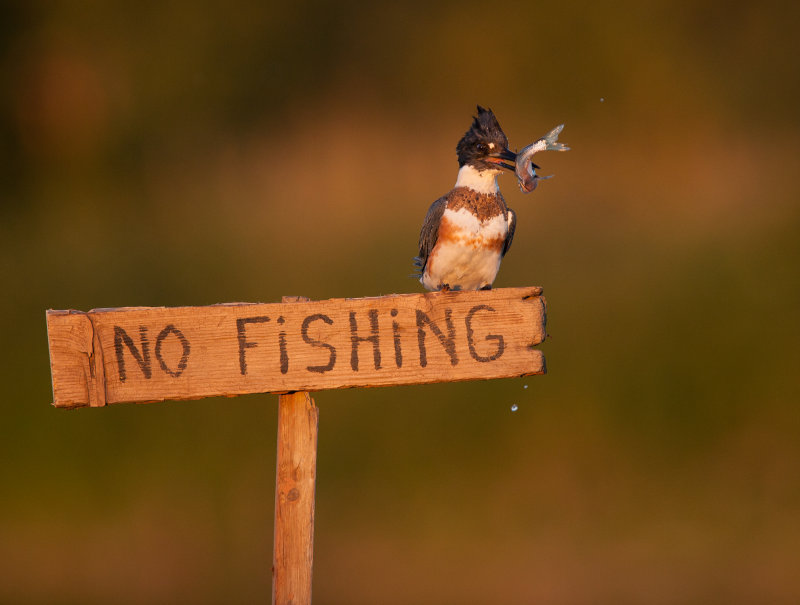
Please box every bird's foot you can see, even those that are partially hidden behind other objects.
[439,283,451,292]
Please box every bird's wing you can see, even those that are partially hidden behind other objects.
[502,208,516,257]
[413,195,448,273]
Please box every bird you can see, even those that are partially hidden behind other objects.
[414,106,519,292]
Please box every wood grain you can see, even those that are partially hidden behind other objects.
[272,390,318,605]
[46,287,546,409]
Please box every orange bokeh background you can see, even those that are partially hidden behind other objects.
[1,2,799,603]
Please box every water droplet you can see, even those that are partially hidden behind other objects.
[523,384,528,389]
[600,97,605,103]
[511,403,518,412]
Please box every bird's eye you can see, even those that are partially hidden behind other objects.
[476,142,486,152]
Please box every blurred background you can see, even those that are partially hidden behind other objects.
[2,1,799,603]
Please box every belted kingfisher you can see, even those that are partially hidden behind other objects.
[414,106,520,291]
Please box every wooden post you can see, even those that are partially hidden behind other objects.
[273,390,318,605]
[273,292,317,605]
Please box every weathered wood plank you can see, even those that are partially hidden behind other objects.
[46,287,546,408]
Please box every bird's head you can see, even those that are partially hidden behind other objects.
[456,106,517,173]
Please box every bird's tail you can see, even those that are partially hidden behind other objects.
[540,124,570,152]
[410,256,425,279]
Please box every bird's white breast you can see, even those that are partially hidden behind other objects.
[442,207,508,239]
[421,208,509,291]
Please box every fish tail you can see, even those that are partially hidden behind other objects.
[541,124,570,152]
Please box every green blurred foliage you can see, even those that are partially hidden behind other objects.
[2,1,799,603]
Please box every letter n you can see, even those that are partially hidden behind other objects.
[114,326,152,382]
[416,309,458,367]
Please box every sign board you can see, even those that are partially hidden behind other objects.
[46,287,546,409]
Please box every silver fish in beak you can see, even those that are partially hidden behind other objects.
[515,124,570,193]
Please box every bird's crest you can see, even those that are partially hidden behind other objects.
[471,105,503,135]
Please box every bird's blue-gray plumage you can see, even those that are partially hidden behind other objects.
[413,196,448,276]
[502,207,516,257]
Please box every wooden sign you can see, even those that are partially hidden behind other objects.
[46,287,546,409]
[45,286,548,604]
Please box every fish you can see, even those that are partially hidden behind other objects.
[515,124,570,193]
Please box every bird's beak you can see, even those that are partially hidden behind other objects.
[486,148,517,171]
